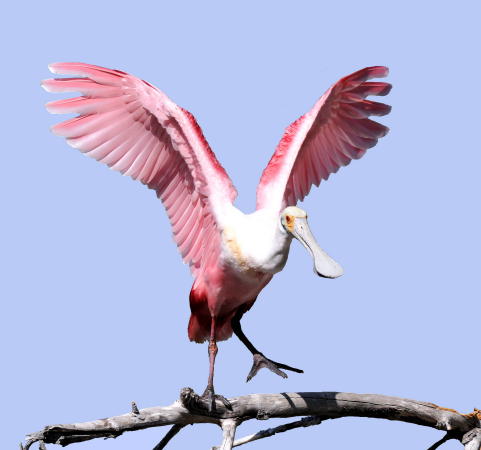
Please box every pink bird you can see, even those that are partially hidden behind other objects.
[42,63,391,411]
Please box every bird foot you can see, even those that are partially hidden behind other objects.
[200,386,232,413]
[179,387,232,414]
[246,353,304,382]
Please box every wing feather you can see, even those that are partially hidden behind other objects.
[256,66,391,211]
[43,62,237,276]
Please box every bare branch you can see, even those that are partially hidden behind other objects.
[24,390,480,449]
[427,432,455,450]
[213,415,324,449]
[216,419,239,450]
[463,428,481,450]
[152,425,186,450]
[131,401,140,415]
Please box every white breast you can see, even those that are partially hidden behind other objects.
[220,206,292,274]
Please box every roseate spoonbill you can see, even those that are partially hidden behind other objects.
[42,63,391,410]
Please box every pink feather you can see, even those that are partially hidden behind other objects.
[42,62,237,277]
[256,66,391,210]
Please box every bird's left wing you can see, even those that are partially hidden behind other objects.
[42,63,237,277]
[256,66,391,212]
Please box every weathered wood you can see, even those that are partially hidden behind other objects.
[427,433,455,450]
[216,419,239,450]
[24,390,481,449]
[212,415,324,449]
[463,429,481,450]
[152,424,185,450]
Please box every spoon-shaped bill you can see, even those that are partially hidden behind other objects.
[291,218,344,278]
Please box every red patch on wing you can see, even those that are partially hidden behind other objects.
[180,107,237,202]
[258,114,306,185]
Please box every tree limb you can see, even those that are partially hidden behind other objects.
[152,424,186,450]
[217,419,239,450]
[212,415,324,449]
[427,432,455,450]
[463,428,481,450]
[24,389,481,449]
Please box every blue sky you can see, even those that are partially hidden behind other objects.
[2,1,480,449]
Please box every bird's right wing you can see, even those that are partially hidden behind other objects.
[42,62,237,277]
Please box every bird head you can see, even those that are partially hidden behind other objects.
[280,206,344,279]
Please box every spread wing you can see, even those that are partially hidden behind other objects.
[42,62,237,277]
[256,66,391,211]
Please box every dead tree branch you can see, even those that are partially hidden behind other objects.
[152,424,186,450]
[24,389,481,449]
[427,432,456,450]
[217,419,240,450]
[212,415,324,449]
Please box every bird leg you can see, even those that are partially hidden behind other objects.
[199,317,231,412]
[231,311,304,382]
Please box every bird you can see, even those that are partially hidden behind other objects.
[42,63,391,411]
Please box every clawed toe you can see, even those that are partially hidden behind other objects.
[201,387,232,412]
[215,393,232,410]
[246,353,303,382]
[201,388,216,412]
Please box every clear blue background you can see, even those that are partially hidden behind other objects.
[2,1,480,449]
